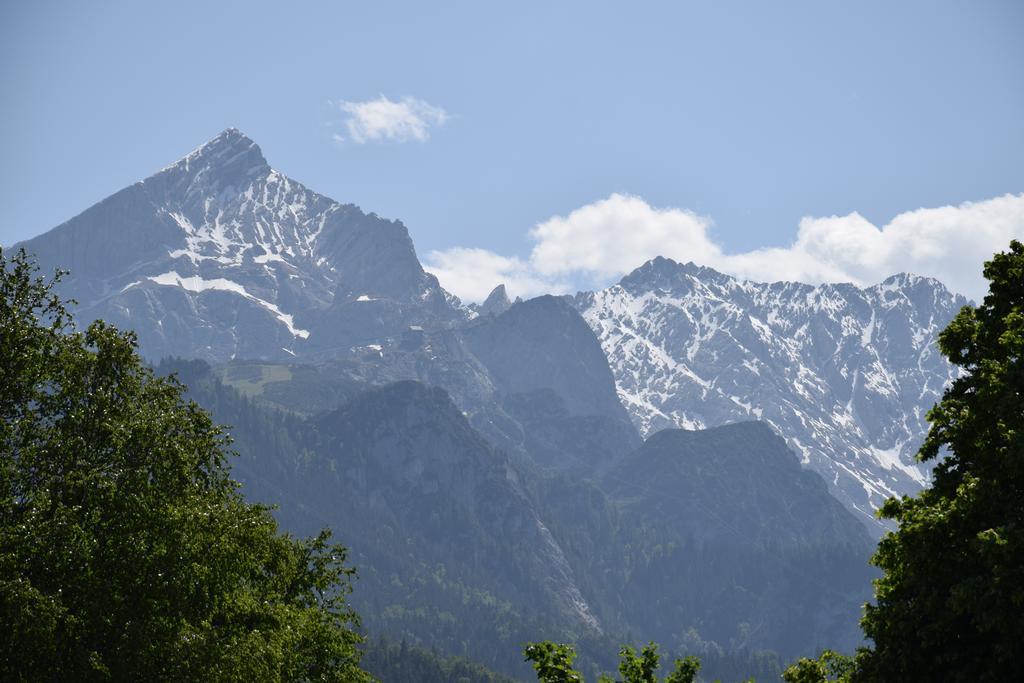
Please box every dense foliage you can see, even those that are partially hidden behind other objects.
[0,248,370,681]
[855,240,1024,680]
[781,650,854,683]
[361,637,518,683]
[523,641,704,683]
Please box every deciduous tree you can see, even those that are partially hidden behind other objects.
[856,240,1024,681]
[0,248,371,682]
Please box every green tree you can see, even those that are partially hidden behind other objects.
[616,643,660,683]
[781,650,853,683]
[523,641,701,683]
[664,656,701,683]
[524,641,584,682]
[0,248,372,681]
[855,240,1024,681]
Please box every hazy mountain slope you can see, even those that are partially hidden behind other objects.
[163,360,601,676]
[460,295,641,470]
[203,295,642,476]
[206,317,636,477]
[576,257,967,529]
[462,295,633,423]
[163,360,871,674]
[310,380,600,632]
[600,422,875,656]
[18,129,460,362]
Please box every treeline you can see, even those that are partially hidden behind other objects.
[361,637,519,683]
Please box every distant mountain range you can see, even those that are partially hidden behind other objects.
[17,129,641,476]
[13,129,962,676]
[575,257,966,530]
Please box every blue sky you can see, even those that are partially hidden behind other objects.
[2,1,1022,300]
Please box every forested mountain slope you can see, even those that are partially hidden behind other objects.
[163,360,872,678]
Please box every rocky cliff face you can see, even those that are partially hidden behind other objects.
[460,295,641,471]
[478,284,513,316]
[462,295,634,423]
[19,129,460,362]
[576,257,967,529]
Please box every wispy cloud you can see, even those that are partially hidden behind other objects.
[423,192,1024,302]
[333,95,449,144]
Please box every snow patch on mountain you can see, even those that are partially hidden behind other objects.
[146,271,310,338]
[20,128,461,362]
[575,257,967,530]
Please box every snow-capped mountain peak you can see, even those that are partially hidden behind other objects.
[576,258,968,531]
[159,127,270,183]
[139,128,338,271]
[19,129,460,361]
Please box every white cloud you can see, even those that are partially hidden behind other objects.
[425,192,1024,303]
[761,194,1024,301]
[529,193,722,281]
[334,95,448,144]
[424,247,570,303]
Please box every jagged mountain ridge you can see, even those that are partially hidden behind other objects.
[575,257,968,529]
[9,127,935,675]
[17,128,968,531]
[17,130,642,477]
[18,128,460,361]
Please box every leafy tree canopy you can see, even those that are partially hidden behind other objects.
[781,650,854,683]
[0,248,371,681]
[855,240,1024,681]
[523,640,703,683]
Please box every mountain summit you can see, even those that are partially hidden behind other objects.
[19,130,968,535]
[576,257,967,530]
[19,129,460,361]
[159,128,272,191]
